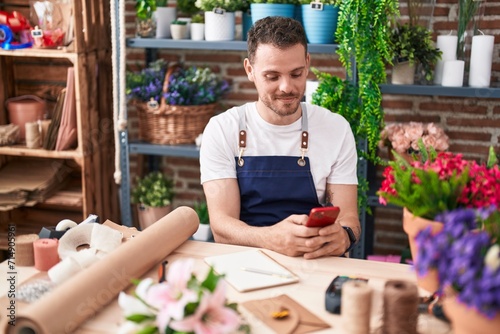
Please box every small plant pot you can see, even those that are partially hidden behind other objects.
[192,224,213,241]
[190,23,205,41]
[136,17,156,38]
[155,7,177,38]
[391,61,415,85]
[171,24,188,40]
[137,204,172,230]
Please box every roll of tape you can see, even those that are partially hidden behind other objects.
[55,219,78,232]
[58,224,94,260]
[33,239,59,271]
[15,234,40,266]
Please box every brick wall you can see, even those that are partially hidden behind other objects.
[123,0,500,256]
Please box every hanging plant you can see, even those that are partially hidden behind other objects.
[311,0,399,210]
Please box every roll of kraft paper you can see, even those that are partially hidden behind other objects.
[4,206,199,334]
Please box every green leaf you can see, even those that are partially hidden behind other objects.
[126,314,155,323]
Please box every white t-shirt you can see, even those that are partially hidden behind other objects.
[200,102,358,204]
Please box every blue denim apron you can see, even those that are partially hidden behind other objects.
[235,104,320,226]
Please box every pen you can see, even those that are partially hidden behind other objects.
[241,267,295,279]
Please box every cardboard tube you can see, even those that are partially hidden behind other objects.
[5,206,199,334]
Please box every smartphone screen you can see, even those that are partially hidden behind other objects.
[306,206,340,227]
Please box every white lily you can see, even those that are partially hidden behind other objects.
[485,244,500,271]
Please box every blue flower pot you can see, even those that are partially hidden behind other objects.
[301,4,339,44]
[250,4,296,25]
[242,11,252,41]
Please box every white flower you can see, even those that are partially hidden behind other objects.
[484,244,500,271]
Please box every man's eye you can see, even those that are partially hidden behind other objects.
[291,74,302,78]
[266,76,279,81]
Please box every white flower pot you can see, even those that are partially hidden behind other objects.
[193,224,213,241]
[171,24,187,40]
[204,11,235,41]
[177,17,191,39]
[155,7,176,38]
[191,23,205,41]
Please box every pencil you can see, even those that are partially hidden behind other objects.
[240,267,295,279]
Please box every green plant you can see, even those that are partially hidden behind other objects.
[195,0,241,12]
[177,0,199,16]
[191,13,204,23]
[131,172,175,208]
[171,20,188,25]
[389,23,442,82]
[126,59,168,102]
[194,201,209,224]
[135,0,157,20]
[156,0,168,6]
[311,0,399,212]
[299,0,338,4]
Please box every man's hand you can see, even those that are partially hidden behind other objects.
[302,222,350,259]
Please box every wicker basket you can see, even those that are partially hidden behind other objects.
[135,65,218,145]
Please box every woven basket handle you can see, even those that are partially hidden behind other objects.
[159,63,182,108]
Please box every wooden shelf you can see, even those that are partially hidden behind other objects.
[0,46,77,61]
[0,145,82,160]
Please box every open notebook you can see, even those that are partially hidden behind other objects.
[204,249,299,292]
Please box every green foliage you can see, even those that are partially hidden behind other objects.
[156,0,168,6]
[131,172,175,208]
[191,13,205,23]
[195,0,242,12]
[487,146,499,169]
[135,0,157,20]
[194,201,210,224]
[171,20,188,25]
[389,23,442,82]
[177,0,199,15]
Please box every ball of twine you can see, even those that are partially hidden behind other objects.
[341,280,373,334]
[15,234,40,266]
[381,279,419,334]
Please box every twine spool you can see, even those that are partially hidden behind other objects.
[34,238,60,271]
[341,280,373,334]
[40,119,51,143]
[381,280,419,334]
[25,121,41,149]
[15,234,39,266]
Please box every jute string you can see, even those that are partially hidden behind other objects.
[380,279,419,334]
[15,234,39,266]
[25,122,41,149]
[341,280,373,334]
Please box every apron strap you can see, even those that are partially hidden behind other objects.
[237,107,247,167]
[298,103,309,167]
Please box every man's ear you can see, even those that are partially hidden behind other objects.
[243,58,254,82]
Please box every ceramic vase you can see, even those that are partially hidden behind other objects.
[391,61,415,85]
[137,204,171,230]
[402,208,443,293]
[155,7,176,38]
[170,24,187,40]
[301,4,339,44]
[250,3,295,25]
[443,289,500,334]
[204,11,235,41]
[190,23,205,41]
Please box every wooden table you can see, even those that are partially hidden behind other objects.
[1,240,451,333]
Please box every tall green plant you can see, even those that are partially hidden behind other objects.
[311,0,399,211]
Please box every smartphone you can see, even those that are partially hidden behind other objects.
[305,206,340,227]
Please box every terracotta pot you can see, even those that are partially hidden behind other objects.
[443,289,500,334]
[402,208,443,292]
[6,95,47,141]
[137,204,171,230]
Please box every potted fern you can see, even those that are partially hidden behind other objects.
[135,0,157,37]
[131,172,175,230]
[192,201,212,241]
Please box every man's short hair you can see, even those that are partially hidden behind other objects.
[247,16,308,64]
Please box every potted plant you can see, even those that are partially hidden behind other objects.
[249,0,299,25]
[192,201,213,241]
[126,58,168,102]
[154,0,176,38]
[170,19,188,40]
[299,0,340,44]
[389,23,442,85]
[190,13,205,41]
[195,0,243,41]
[415,207,500,332]
[135,0,157,37]
[131,171,175,230]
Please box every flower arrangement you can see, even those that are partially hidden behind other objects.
[378,146,500,220]
[119,259,247,334]
[415,206,500,319]
[379,122,449,155]
[126,59,167,102]
[164,66,230,106]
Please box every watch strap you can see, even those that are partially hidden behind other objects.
[342,226,357,253]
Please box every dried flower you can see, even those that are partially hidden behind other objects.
[118,259,247,334]
[379,122,449,155]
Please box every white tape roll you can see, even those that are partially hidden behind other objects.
[48,257,81,284]
[55,219,78,232]
[58,224,94,260]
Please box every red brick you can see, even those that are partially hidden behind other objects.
[446,131,492,142]
[447,118,500,127]
[381,99,413,109]
[384,114,441,123]
[185,53,243,63]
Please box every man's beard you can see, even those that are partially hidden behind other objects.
[261,93,302,117]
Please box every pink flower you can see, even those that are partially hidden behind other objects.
[404,122,424,143]
[381,122,449,154]
[169,281,240,334]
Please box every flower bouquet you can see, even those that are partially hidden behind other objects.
[415,207,500,332]
[379,122,449,161]
[119,258,248,334]
[130,62,230,145]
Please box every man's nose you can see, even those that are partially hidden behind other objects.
[279,77,293,93]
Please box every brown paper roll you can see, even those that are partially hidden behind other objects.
[5,206,199,334]
[15,234,39,267]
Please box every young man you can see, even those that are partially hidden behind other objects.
[199,17,360,259]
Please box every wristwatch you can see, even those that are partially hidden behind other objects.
[342,226,357,253]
